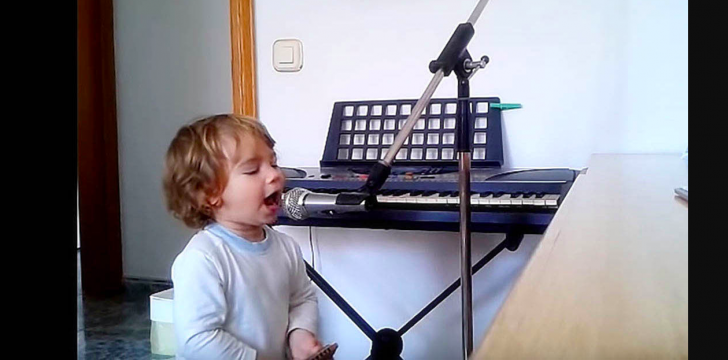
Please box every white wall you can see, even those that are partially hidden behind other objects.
[256,0,687,170]
[113,0,233,279]
[113,0,687,358]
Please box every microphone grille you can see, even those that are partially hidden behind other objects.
[282,187,310,220]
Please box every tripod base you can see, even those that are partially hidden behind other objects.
[365,328,404,360]
[305,233,521,359]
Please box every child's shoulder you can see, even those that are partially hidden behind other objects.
[177,228,227,259]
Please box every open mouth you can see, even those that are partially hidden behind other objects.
[264,191,281,207]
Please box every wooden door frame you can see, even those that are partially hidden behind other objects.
[77,0,123,297]
[230,0,258,118]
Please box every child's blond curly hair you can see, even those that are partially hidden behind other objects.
[162,114,275,228]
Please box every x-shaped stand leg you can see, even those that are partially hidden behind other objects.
[305,233,524,359]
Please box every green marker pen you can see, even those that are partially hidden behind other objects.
[491,103,522,110]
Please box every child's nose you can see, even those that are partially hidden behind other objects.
[268,166,283,184]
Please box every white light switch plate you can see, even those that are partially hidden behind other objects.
[273,39,303,72]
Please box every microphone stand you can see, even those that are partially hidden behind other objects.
[306,1,494,358]
[356,1,491,358]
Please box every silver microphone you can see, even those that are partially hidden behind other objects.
[282,188,369,220]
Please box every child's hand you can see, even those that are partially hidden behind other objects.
[288,329,323,360]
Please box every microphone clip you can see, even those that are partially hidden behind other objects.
[336,191,376,211]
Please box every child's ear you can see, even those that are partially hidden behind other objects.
[201,192,222,216]
[208,196,222,208]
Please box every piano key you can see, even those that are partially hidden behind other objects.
[532,194,546,206]
[385,193,407,204]
[496,194,512,205]
[300,188,559,208]
[432,193,449,204]
[521,193,535,206]
[490,192,504,205]
[479,192,494,205]
[387,192,408,204]
[419,193,441,204]
[388,192,418,204]
[471,193,484,206]
[406,192,419,203]
[447,191,460,204]
[379,190,405,203]
[510,193,524,206]
[544,194,560,206]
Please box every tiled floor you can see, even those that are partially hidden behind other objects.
[78,251,173,359]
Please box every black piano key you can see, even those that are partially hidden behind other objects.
[380,189,396,195]
[392,190,409,196]
[421,190,438,196]
[409,190,425,196]
[511,191,523,198]
[479,191,493,197]
[535,193,546,198]
[493,192,505,198]
[438,191,453,197]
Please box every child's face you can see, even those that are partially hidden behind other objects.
[212,133,284,235]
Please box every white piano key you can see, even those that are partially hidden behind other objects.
[434,195,448,204]
[390,193,415,204]
[480,194,494,205]
[499,194,512,205]
[544,194,560,206]
[404,193,418,203]
[376,191,555,207]
[422,194,440,204]
[471,194,483,206]
[521,195,535,206]
[510,195,523,206]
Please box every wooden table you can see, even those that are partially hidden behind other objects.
[472,154,688,359]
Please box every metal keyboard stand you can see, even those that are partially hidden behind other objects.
[303,233,523,360]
